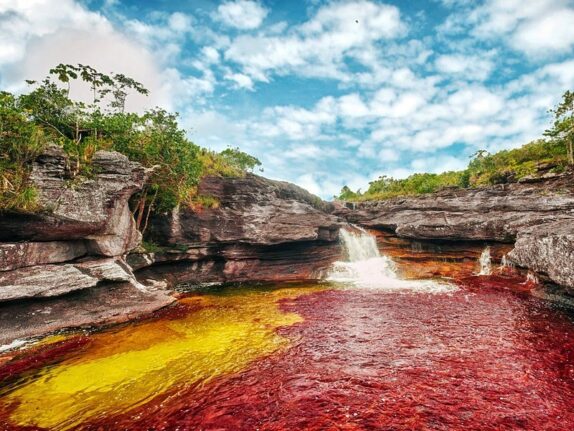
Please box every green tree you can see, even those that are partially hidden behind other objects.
[337,185,359,200]
[545,90,574,165]
[219,146,262,172]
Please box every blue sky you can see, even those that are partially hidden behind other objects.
[2,0,574,198]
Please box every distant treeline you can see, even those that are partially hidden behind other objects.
[338,90,574,202]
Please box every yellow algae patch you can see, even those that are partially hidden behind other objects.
[2,285,323,430]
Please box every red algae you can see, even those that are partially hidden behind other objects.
[1,277,574,430]
[79,277,574,431]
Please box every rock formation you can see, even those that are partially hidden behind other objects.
[0,150,343,344]
[0,146,164,301]
[336,173,574,292]
[132,174,342,284]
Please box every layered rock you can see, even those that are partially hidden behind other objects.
[0,146,150,303]
[0,146,146,255]
[509,220,574,291]
[337,174,574,242]
[337,173,574,291]
[136,174,343,284]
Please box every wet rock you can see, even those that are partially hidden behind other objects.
[0,282,175,346]
[508,220,574,293]
[337,173,574,290]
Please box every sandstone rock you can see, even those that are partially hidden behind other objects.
[337,173,574,291]
[0,147,147,257]
[139,174,343,283]
[0,282,175,346]
[149,174,340,246]
[336,173,574,242]
[0,241,87,272]
[508,221,574,293]
[0,258,134,302]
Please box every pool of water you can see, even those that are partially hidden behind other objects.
[0,277,573,430]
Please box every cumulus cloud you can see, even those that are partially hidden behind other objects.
[434,54,494,81]
[0,0,110,67]
[224,0,406,83]
[216,0,268,30]
[440,0,574,57]
[3,0,574,200]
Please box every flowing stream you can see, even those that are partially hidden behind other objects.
[328,226,456,293]
[0,229,573,430]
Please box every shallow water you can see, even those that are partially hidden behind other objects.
[0,277,573,430]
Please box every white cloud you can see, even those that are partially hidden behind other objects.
[224,1,406,84]
[225,72,254,90]
[168,12,193,32]
[435,54,494,80]
[0,0,111,67]
[379,148,400,162]
[510,8,574,55]
[217,0,268,30]
[440,0,574,57]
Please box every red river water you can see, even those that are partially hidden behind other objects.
[0,233,573,430]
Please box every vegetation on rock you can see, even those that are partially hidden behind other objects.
[0,64,260,222]
[338,90,573,202]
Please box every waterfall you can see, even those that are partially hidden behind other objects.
[327,226,456,293]
[339,227,381,262]
[500,254,513,268]
[478,247,492,275]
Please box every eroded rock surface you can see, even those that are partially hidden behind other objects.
[509,220,574,293]
[0,146,147,256]
[0,147,149,305]
[337,174,574,242]
[0,258,136,302]
[139,174,343,283]
[337,173,574,291]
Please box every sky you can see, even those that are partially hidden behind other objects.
[1,0,574,198]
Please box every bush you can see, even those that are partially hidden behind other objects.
[0,64,259,226]
[339,139,569,202]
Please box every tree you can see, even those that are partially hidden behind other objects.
[545,90,574,165]
[337,185,358,200]
[219,146,262,172]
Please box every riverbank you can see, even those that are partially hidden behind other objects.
[1,148,574,349]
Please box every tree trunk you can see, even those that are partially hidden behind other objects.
[569,136,574,165]
[135,189,147,231]
[141,188,158,236]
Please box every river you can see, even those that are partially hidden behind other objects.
[0,229,573,430]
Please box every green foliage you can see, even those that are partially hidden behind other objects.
[337,185,359,201]
[219,146,262,172]
[350,171,464,201]
[545,90,574,165]
[0,91,46,211]
[190,194,221,209]
[340,137,569,202]
[0,64,259,218]
[466,139,567,186]
[141,240,164,253]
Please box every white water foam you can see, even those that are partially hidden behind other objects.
[478,247,492,275]
[327,226,456,294]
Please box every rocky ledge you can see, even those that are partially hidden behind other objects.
[0,147,175,345]
[130,174,342,285]
[0,149,343,346]
[335,173,574,293]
